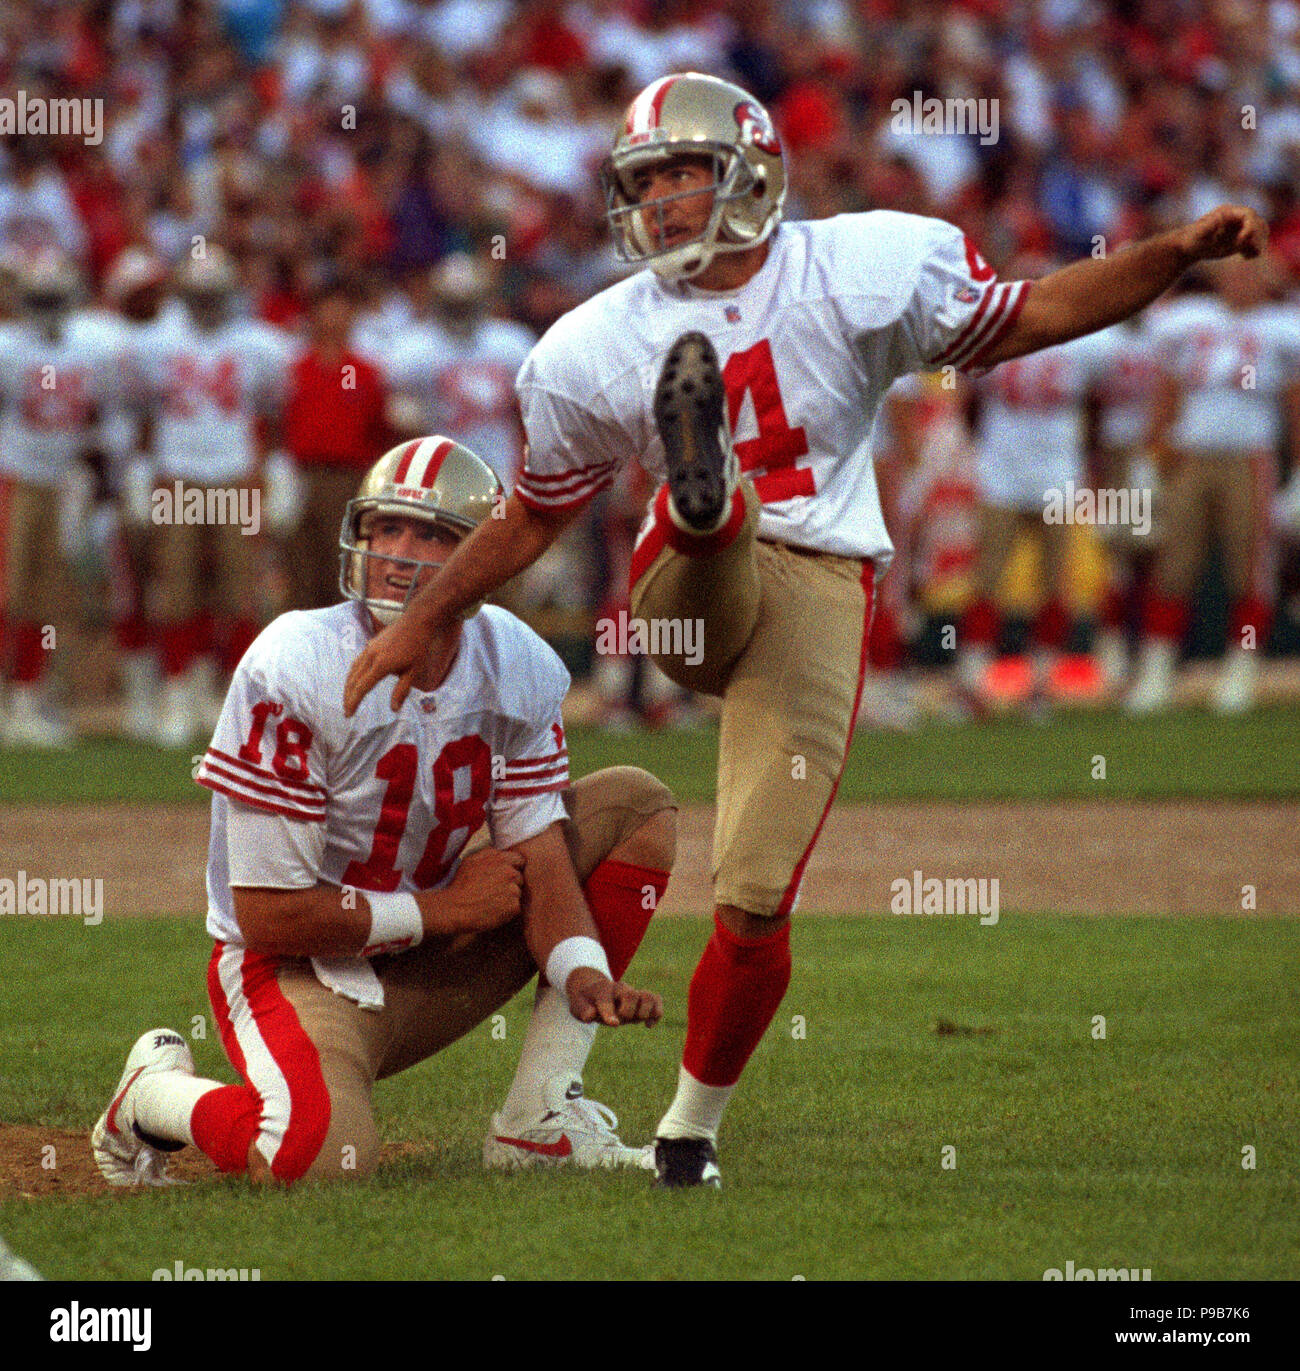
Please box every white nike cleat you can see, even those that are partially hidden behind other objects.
[1123,639,1176,715]
[118,650,159,743]
[154,677,197,748]
[2,686,72,749]
[1210,648,1258,716]
[484,1074,653,1171]
[91,1028,195,1187]
[1095,628,1129,691]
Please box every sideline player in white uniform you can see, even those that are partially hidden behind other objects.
[74,248,179,741]
[957,323,1127,707]
[0,252,120,746]
[128,247,293,746]
[342,73,1269,1187]
[382,254,535,493]
[1126,258,1300,714]
[1092,315,1162,687]
[91,436,675,1186]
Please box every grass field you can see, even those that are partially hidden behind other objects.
[1,703,1298,804]
[2,914,1297,1280]
[1,705,1296,1281]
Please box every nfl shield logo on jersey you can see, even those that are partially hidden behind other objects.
[725,305,742,323]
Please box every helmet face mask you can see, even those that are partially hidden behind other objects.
[345,509,465,626]
[339,435,502,628]
[601,73,785,283]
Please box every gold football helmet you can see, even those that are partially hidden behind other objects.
[600,72,786,282]
[339,435,501,625]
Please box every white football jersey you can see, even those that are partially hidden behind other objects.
[384,317,534,491]
[196,602,570,988]
[130,312,293,481]
[0,319,121,485]
[1095,319,1161,451]
[514,212,1031,563]
[1148,295,1300,453]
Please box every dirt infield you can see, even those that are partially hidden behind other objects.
[2,797,1294,1202]
[3,799,1296,917]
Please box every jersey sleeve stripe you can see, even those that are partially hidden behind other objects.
[205,747,327,797]
[962,280,1031,370]
[500,764,568,786]
[930,281,1002,366]
[504,751,569,773]
[197,772,327,823]
[940,280,1025,371]
[515,474,613,513]
[198,760,328,816]
[518,457,619,485]
[506,744,567,764]
[494,779,570,799]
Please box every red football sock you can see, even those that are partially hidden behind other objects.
[190,1084,261,1174]
[156,618,202,678]
[9,621,46,683]
[1228,594,1271,649]
[654,483,747,556]
[221,617,259,673]
[868,601,904,670]
[1034,596,1070,650]
[114,613,149,654]
[1101,584,1127,632]
[682,915,792,1088]
[961,596,1000,647]
[1142,591,1189,643]
[583,858,668,980]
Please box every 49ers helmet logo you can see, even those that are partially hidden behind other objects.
[735,100,781,156]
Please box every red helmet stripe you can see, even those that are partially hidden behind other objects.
[391,439,422,484]
[419,437,455,488]
[628,75,677,136]
[649,75,676,127]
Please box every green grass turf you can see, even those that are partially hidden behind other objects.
[0,704,1298,805]
[2,914,1296,1280]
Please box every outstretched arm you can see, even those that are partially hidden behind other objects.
[977,206,1269,368]
[342,492,580,716]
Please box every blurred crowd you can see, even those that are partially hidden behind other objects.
[3,0,1300,745]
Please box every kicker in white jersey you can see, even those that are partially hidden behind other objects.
[513,210,1030,563]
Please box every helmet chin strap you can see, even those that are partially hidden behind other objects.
[651,238,720,282]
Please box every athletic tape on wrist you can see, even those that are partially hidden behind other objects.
[363,891,423,956]
[546,935,611,991]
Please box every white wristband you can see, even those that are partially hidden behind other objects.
[363,891,423,956]
[546,935,611,992]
